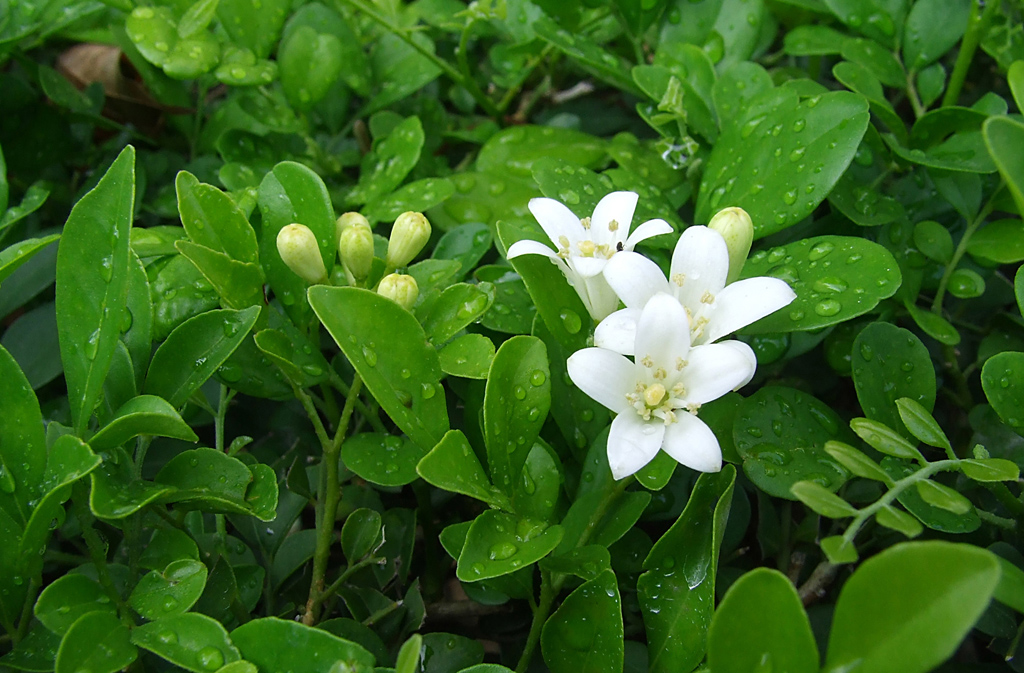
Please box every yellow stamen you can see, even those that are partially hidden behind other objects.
[701,290,715,304]
[608,219,619,232]
[580,217,592,229]
[671,273,685,287]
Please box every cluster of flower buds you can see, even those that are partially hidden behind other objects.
[275,210,432,311]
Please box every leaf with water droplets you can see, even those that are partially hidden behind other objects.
[155,447,276,520]
[456,509,563,581]
[362,177,455,225]
[0,234,59,286]
[132,612,241,673]
[364,32,442,115]
[479,125,608,180]
[232,617,376,673]
[430,171,538,231]
[473,263,536,336]
[708,567,819,673]
[734,386,852,500]
[144,306,260,408]
[696,88,869,237]
[89,394,198,451]
[823,0,906,48]
[89,447,177,520]
[438,333,495,380]
[433,223,493,281]
[310,286,449,452]
[55,611,137,673]
[422,282,495,346]
[418,430,511,510]
[341,433,426,487]
[215,0,288,59]
[984,116,1024,214]
[279,26,343,110]
[902,0,971,70]
[129,559,207,620]
[982,352,1024,431]
[56,145,135,435]
[176,171,259,264]
[638,467,735,673]
[541,570,623,673]
[253,325,330,389]
[0,622,61,671]
[532,15,640,96]
[34,574,117,636]
[0,343,47,527]
[740,235,901,334]
[881,458,981,534]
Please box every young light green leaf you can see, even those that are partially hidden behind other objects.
[875,505,924,538]
[850,418,924,462]
[915,480,973,514]
[960,458,1020,482]
[394,634,422,673]
[821,535,859,564]
[56,145,135,435]
[895,397,951,453]
[824,441,894,484]
[791,481,858,518]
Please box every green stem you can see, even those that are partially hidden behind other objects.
[987,482,1024,517]
[942,0,1001,108]
[13,578,39,645]
[905,69,926,119]
[931,189,999,312]
[313,555,385,611]
[515,571,554,673]
[73,487,132,622]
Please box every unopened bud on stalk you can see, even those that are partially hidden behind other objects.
[377,273,419,310]
[277,223,327,285]
[336,211,369,249]
[386,211,431,268]
[339,219,374,281]
[708,207,753,285]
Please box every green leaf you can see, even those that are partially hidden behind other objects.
[475,264,538,335]
[981,349,1024,429]
[821,535,859,564]
[960,458,1020,482]
[139,528,199,571]
[852,323,936,437]
[850,417,924,461]
[483,336,550,496]
[967,219,1024,263]
[791,481,858,518]
[708,568,818,673]
[340,433,427,488]
[346,116,424,207]
[456,510,563,582]
[132,612,240,673]
[89,395,198,450]
[0,343,47,527]
[994,555,1024,614]
[0,234,59,285]
[638,467,735,673]
[422,282,494,345]
[55,612,136,673]
[309,286,449,451]
[282,3,369,95]
[887,129,996,174]
[144,306,260,408]
[540,546,612,581]
[279,26,342,110]
[696,89,869,236]
[733,387,851,499]
[915,480,972,514]
[824,541,1000,673]
[124,253,153,390]
[216,0,288,58]
[904,302,960,345]
[740,236,901,333]
[882,458,980,534]
[541,570,622,673]
[478,125,607,180]
[902,0,971,70]
[824,440,894,484]
[252,327,330,389]
[175,172,259,264]
[895,397,951,452]
[159,448,276,520]
[842,39,905,88]
[129,559,208,619]
[0,623,61,671]
[438,333,494,379]
[823,0,905,48]
[231,617,376,673]
[913,220,953,263]
[1018,266,1024,318]
[34,574,116,636]
[363,178,455,226]
[89,447,176,519]
[433,223,493,280]
[56,145,135,435]
[1009,60,1024,112]
[395,634,421,673]
[874,504,924,538]
[341,508,382,562]
[0,181,50,232]
[258,162,337,324]
[417,430,511,510]
[364,32,442,114]
[532,16,640,95]
[833,62,906,142]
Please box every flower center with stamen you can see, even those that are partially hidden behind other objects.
[578,240,596,256]
[626,380,681,424]
[644,383,666,407]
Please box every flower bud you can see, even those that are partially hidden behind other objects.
[277,223,327,285]
[386,211,431,268]
[339,220,374,281]
[336,211,369,249]
[708,207,753,285]
[377,273,419,310]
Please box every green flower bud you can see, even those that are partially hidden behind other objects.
[377,273,419,310]
[386,211,431,268]
[708,206,753,285]
[336,211,370,249]
[277,223,327,285]
[339,220,374,281]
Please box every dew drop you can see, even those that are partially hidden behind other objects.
[530,370,546,386]
[488,542,517,561]
[421,383,436,399]
[559,309,582,334]
[197,646,225,671]
[513,385,527,400]
[814,299,841,316]
[361,345,377,366]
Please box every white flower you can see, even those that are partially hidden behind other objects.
[595,225,796,355]
[506,191,673,320]
[567,293,757,480]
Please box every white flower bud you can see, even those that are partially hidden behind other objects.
[377,273,419,310]
[708,207,753,285]
[339,220,374,281]
[336,211,369,249]
[386,211,431,268]
[277,223,327,285]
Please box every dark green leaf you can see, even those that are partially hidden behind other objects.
[131,612,240,673]
[903,0,971,70]
[478,125,607,180]
[852,323,936,437]
[176,171,259,264]
[89,447,176,519]
[541,570,622,673]
[341,508,383,562]
[0,343,47,526]
[438,333,494,379]
[231,617,376,673]
[982,349,1024,430]
[34,574,116,636]
[456,510,563,582]
[55,612,136,673]
[417,430,511,510]
[0,234,59,285]
[129,559,208,619]
[340,433,427,487]
[89,395,198,450]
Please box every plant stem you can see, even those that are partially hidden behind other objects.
[942,0,1000,108]
[313,555,385,611]
[931,191,997,312]
[73,487,131,622]
[905,69,926,119]
[515,571,554,673]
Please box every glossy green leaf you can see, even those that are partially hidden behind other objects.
[0,343,47,526]
[433,223,493,279]
[346,116,424,206]
[850,418,924,461]
[696,89,869,236]
[0,181,50,232]
[149,255,221,342]
[913,220,953,263]
[821,535,859,564]
[132,612,240,673]
[0,623,61,671]
[456,510,563,582]
[895,397,951,452]
[417,430,511,510]
[176,171,259,264]
[708,568,818,673]
[903,0,971,70]
[56,145,134,435]
[823,0,905,48]
[1008,60,1024,111]
[231,617,376,672]
[438,333,494,379]
[139,528,200,571]
[915,479,972,514]
[852,323,936,437]
[126,7,220,78]
[916,64,946,108]
[967,219,1024,263]
[541,570,622,673]
[129,559,208,619]
[364,32,442,114]
[791,481,858,518]
[282,3,369,95]
[258,162,337,323]
[145,306,260,408]
[1,303,62,391]
[875,504,924,537]
[887,129,996,174]
[124,253,153,389]
[904,302,960,345]
[533,15,639,95]
[422,282,494,345]
[638,467,735,673]
[431,171,537,231]
[55,612,136,673]
[216,0,288,58]
[824,440,894,483]
[478,125,606,180]
[394,634,421,673]
[34,574,116,636]
[173,239,263,311]
[253,327,329,389]
[984,116,1024,215]
[475,264,537,335]
[824,541,1000,673]
[733,387,851,499]
[214,46,277,86]
[156,447,276,520]
[309,286,449,451]
[279,26,342,110]
[483,336,550,496]
[89,394,198,450]
[89,447,175,519]
[960,458,1020,482]
[362,178,455,226]
[740,236,901,333]
[341,433,426,487]
[341,508,383,562]
[0,234,59,285]
[833,62,906,142]
[540,546,612,581]
[994,555,1024,614]
[843,39,904,87]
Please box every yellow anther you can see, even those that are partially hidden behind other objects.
[675,357,687,371]
[640,355,654,368]
[608,219,619,232]
[701,290,715,304]
[671,273,685,287]
[580,217,592,229]
[644,383,667,407]
[672,383,687,397]
[653,367,667,380]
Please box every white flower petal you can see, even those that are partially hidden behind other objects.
[634,293,691,371]
[583,275,622,320]
[571,255,608,278]
[591,191,638,247]
[662,414,722,473]
[608,412,665,480]
[594,307,642,355]
[670,226,729,308]
[507,239,556,260]
[529,197,583,246]
[682,341,757,404]
[703,277,797,343]
[567,348,635,414]
[624,219,673,249]
[603,252,669,309]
